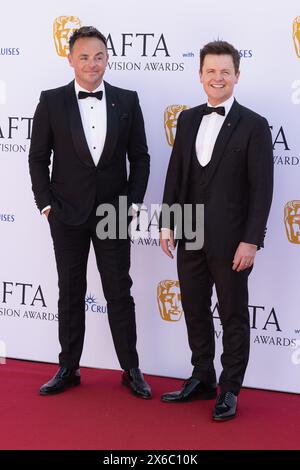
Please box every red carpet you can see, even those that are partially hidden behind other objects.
[0,359,299,450]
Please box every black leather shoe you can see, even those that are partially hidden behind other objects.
[122,368,152,399]
[39,367,81,395]
[161,378,217,402]
[212,391,237,421]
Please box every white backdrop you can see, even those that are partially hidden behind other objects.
[1,0,300,393]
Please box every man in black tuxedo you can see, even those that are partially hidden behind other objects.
[29,26,151,398]
[160,41,273,420]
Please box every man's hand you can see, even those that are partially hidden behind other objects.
[232,242,257,271]
[160,229,176,259]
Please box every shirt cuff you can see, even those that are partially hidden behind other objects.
[41,205,51,214]
[131,203,140,212]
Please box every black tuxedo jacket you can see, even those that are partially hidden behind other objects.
[161,100,273,256]
[29,80,150,225]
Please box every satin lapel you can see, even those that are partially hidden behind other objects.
[181,105,205,188]
[205,100,241,185]
[65,80,95,168]
[97,81,119,168]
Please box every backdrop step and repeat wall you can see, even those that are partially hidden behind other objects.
[1,0,300,393]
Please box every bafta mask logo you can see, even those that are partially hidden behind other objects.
[53,16,81,57]
[164,105,190,146]
[293,17,300,58]
[157,280,183,322]
[284,200,300,244]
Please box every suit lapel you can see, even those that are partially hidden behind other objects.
[205,100,241,184]
[97,81,119,168]
[184,105,206,159]
[180,105,205,193]
[65,80,95,168]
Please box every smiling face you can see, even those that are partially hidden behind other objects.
[68,37,108,91]
[200,54,240,106]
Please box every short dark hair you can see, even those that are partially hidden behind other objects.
[69,26,107,52]
[200,40,240,73]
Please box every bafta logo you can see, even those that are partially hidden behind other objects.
[164,105,190,146]
[53,16,81,57]
[284,200,300,244]
[157,280,183,322]
[293,17,300,58]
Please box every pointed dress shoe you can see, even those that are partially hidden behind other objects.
[122,368,152,399]
[212,391,237,421]
[39,367,81,395]
[161,377,217,402]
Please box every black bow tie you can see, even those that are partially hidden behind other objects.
[203,105,225,116]
[78,90,103,100]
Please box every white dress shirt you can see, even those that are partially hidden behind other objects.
[195,96,234,166]
[75,80,107,166]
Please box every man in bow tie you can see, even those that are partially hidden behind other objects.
[29,26,151,398]
[160,40,273,420]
